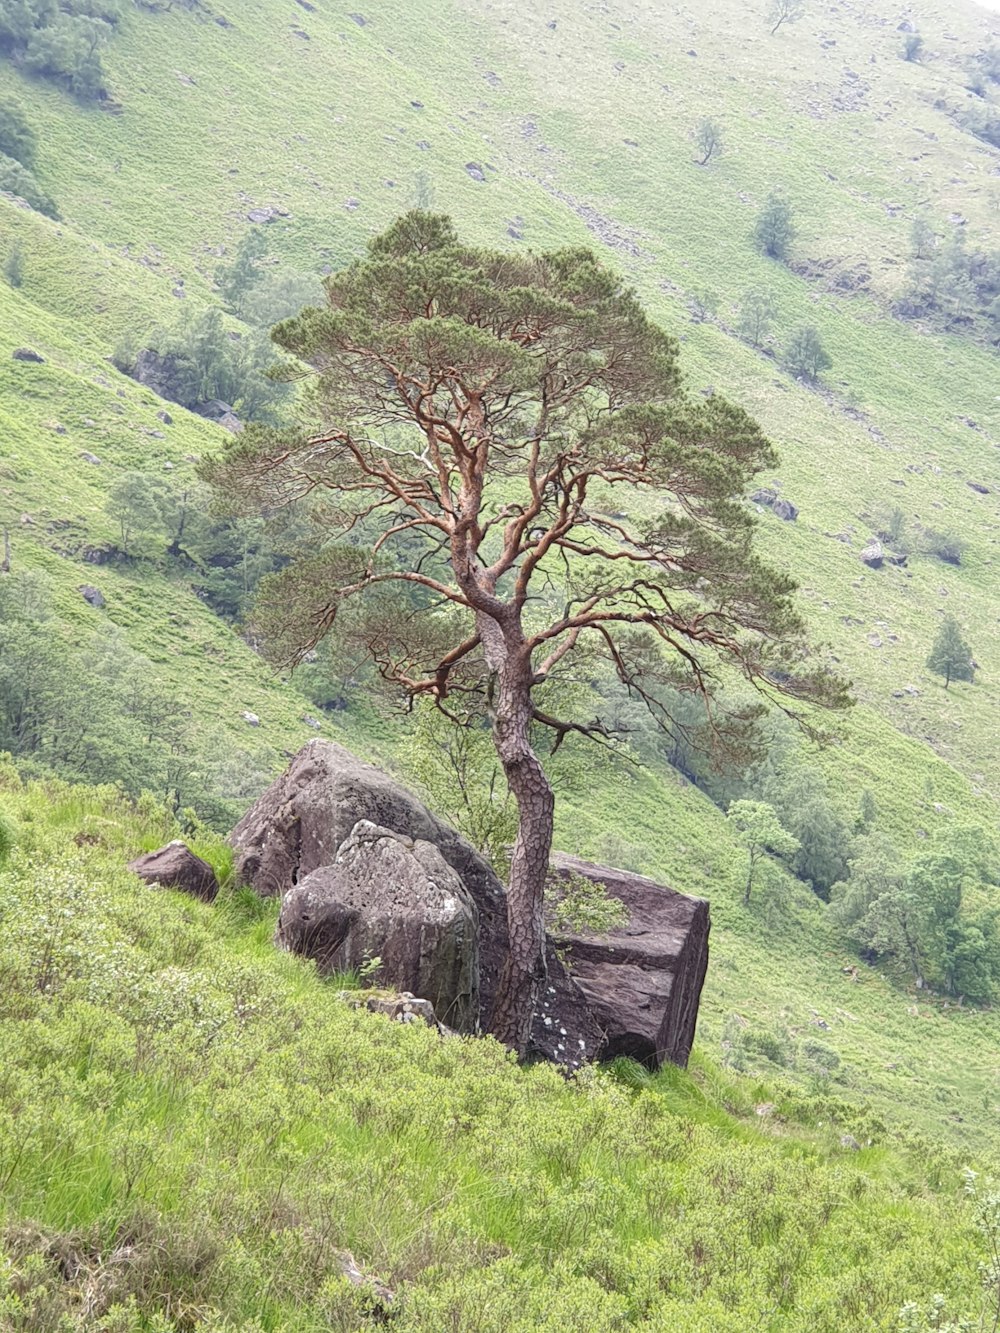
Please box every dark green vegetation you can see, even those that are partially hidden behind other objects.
[1,0,999,1323]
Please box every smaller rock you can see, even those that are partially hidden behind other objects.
[157,410,173,424]
[302,715,323,730]
[218,411,243,434]
[363,992,441,1027]
[465,162,486,182]
[903,684,921,696]
[840,1133,861,1151]
[968,481,990,495]
[79,451,102,466]
[335,1251,393,1315]
[162,461,175,470]
[755,1102,776,1118]
[79,584,105,608]
[241,711,260,726]
[128,840,218,903]
[751,487,778,507]
[860,539,884,569]
[12,348,44,363]
[772,498,798,521]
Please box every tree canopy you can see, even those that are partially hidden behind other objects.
[205,211,849,1052]
[927,615,975,689]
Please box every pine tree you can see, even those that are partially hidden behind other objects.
[3,241,23,288]
[927,615,975,689]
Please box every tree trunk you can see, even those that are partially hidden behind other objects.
[488,642,554,1055]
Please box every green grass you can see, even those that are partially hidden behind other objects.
[1,0,1000,1320]
[0,778,990,1331]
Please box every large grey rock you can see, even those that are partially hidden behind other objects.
[276,820,479,1032]
[541,853,710,1068]
[230,740,508,1028]
[128,841,218,902]
[860,539,884,568]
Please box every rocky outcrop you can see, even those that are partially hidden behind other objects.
[232,740,709,1068]
[230,740,508,1028]
[128,841,218,902]
[276,821,479,1032]
[543,854,710,1068]
[860,539,884,568]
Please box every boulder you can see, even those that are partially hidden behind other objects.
[12,347,44,363]
[230,740,508,1028]
[128,840,218,902]
[128,347,179,397]
[772,498,798,522]
[277,820,479,1032]
[79,584,105,608]
[541,853,710,1068]
[860,539,884,568]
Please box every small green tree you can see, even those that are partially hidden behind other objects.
[727,799,799,904]
[784,324,831,380]
[215,228,268,313]
[767,0,805,37]
[106,471,164,556]
[927,615,974,688]
[902,32,923,62]
[0,97,36,167]
[694,117,722,166]
[3,240,23,288]
[910,214,936,262]
[754,191,795,260]
[736,288,777,346]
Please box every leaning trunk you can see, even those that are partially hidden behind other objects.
[488,646,554,1055]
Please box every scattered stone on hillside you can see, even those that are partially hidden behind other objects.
[172,286,186,299]
[197,399,233,421]
[79,451,102,466]
[885,551,907,566]
[12,348,44,363]
[231,740,509,1027]
[278,821,480,1032]
[751,487,777,507]
[291,27,309,38]
[349,11,368,23]
[302,715,323,730]
[128,840,218,902]
[968,481,990,494]
[246,205,289,224]
[507,217,524,240]
[162,460,174,470]
[52,423,66,435]
[542,853,710,1069]
[867,633,882,648]
[344,196,360,210]
[840,1133,861,1151]
[79,585,105,608]
[357,992,445,1028]
[176,71,196,86]
[897,19,915,32]
[860,539,884,568]
[157,410,173,424]
[81,544,115,565]
[465,162,486,182]
[218,412,243,434]
[19,513,33,525]
[241,710,260,726]
[294,0,315,10]
[128,347,177,398]
[903,684,921,696]
[772,498,798,522]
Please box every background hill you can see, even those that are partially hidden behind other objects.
[2,1,1000,1319]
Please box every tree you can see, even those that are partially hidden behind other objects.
[3,240,23,288]
[783,324,831,380]
[204,212,848,1053]
[215,228,268,313]
[767,0,804,37]
[0,96,37,167]
[927,615,974,689]
[902,32,923,62]
[736,288,777,347]
[753,191,795,260]
[910,214,936,262]
[106,471,164,556]
[727,800,799,904]
[694,117,722,166]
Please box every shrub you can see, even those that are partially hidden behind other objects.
[902,33,923,62]
[783,323,831,380]
[0,152,59,218]
[0,97,37,167]
[754,190,795,259]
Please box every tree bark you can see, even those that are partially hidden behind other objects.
[487,641,554,1055]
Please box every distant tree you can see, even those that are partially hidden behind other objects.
[926,615,974,689]
[783,324,831,380]
[106,471,164,556]
[215,229,268,313]
[205,211,849,1052]
[239,269,324,328]
[767,0,804,37]
[736,288,777,347]
[727,799,799,904]
[902,33,923,62]
[694,117,722,166]
[910,214,935,261]
[3,240,23,288]
[412,169,435,210]
[857,787,877,832]
[0,97,37,168]
[754,191,795,260]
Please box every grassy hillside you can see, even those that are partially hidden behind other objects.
[2,0,1000,1320]
[0,775,990,1331]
